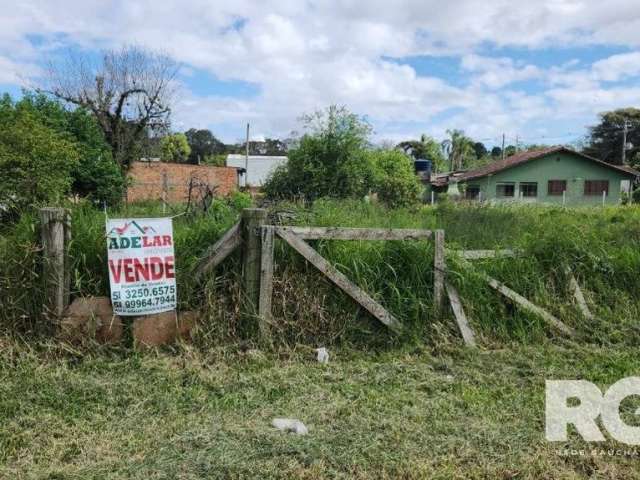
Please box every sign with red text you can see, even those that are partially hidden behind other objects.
[106,218,177,315]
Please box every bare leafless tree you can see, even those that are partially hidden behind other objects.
[42,45,179,168]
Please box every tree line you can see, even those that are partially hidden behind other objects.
[1,45,639,218]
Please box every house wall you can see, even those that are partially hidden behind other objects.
[461,152,633,205]
[226,154,288,187]
[127,161,238,203]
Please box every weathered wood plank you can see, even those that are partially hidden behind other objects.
[194,222,241,279]
[565,267,595,321]
[241,209,267,316]
[445,282,476,346]
[276,228,403,332]
[456,249,517,260]
[483,274,575,336]
[40,207,71,318]
[275,226,432,241]
[258,225,275,340]
[433,230,445,315]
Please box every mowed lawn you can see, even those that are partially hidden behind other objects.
[1,342,639,479]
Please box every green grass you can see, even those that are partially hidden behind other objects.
[3,198,640,347]
[3,199,640,477]
[2,341,640,479]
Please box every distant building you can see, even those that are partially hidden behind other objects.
[443,146,639,205]
[226,154,288,187]
[127,161,238,203]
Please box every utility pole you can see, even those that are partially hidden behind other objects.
[622,120,632,165]
[515,134,519,153]
[245,123,250,187]
[501,133,505,160]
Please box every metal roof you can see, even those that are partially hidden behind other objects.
[458,146,640,182]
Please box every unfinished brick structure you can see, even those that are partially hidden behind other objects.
[127,161,239,203]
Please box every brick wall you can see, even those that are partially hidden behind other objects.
[127,161,238,203]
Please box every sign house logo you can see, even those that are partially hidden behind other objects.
[546,378,640,446]
[106,217,177,316]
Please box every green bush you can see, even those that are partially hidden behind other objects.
[6,92,125,207]
[161,133,191,163]
[264,105,376,201]
[370,149,423,208]
[0,97,79,215]
[264,105,421,208]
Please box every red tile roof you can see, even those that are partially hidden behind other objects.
[457,146,640,182]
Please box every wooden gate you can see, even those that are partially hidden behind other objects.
[194,208,582,346]
[194,209,444,340]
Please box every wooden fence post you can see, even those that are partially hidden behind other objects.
[39,207,71,319]
[241,208,267,317]
[433,229,445,315]
[258,225,275,341]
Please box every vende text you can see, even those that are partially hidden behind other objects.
[108,256,175,284]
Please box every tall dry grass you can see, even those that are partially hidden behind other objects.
[2,197,640,348]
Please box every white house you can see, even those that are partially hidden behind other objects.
[225,154,288,187]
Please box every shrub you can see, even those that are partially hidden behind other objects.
[0,97,79,215]
[263,105,376,201]
[10,92,125,206]
[370,149,423,208]
[161,133,191,163]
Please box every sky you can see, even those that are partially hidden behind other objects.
[1,1,640,147]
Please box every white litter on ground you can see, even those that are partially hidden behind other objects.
[272,418,309,435]
[315,347,329,364]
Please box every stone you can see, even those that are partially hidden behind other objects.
[60,296,123,344]
[132,310,198,348]
[315,347,329,364]
[272,418,309,435]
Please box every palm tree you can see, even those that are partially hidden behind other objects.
[441,129,475,171]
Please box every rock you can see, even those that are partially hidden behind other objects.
[132,310,198,348]
[315,347,329,364]
[272,418,308,435]
[60,296,123,344]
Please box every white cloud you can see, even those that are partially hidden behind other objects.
[0,55,41,85]
[1,1,640,143]
[592,51,640,81]
[461,55,542,88]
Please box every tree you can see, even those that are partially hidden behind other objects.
[0,94,79,214]
[16,91,125,205]
[396,134,446,171]
[504,145,517,157]
[185,128,226,164]
[262,138,287,155]
[160,133,191,162]
[473,141,488,159]
[264,106,374,201]
[43,45,178,169]
[264,105,375,201]
[491,146,502,158]
[264,106,421,208]
[441,129,476,171]
[584,108,640,165]
[231,138,288,156]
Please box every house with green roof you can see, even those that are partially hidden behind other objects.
[446,147,639,205]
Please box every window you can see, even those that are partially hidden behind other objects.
[519,182,538,198]
[547,180,566,196]
[496,183,515,197]
[465,185,480,199]
[584,180,609,196]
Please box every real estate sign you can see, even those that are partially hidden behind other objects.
[106,217,177,316]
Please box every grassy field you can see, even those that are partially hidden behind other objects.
[3,200,640,477]
[2,341,640,479]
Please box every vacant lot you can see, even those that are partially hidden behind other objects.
[2,342,639,479]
